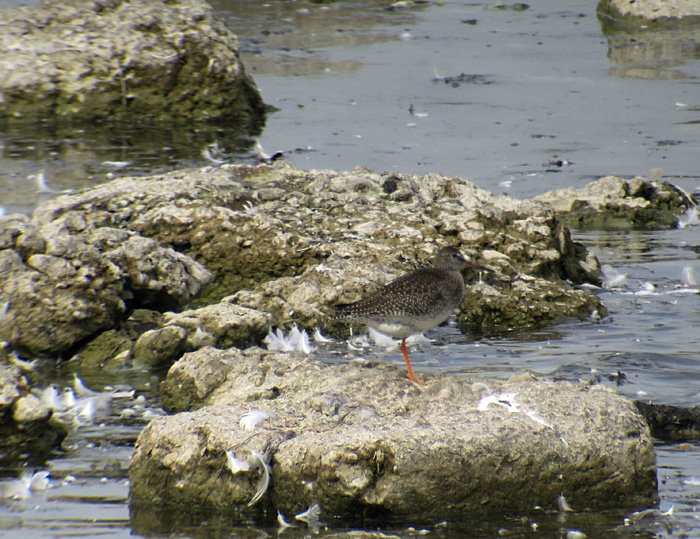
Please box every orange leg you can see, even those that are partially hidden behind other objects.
[400,338,425,385]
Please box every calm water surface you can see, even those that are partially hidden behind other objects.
[1,0,699,537]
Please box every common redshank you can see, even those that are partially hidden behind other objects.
[336,246,491,384]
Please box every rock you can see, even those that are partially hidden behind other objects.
[23,162,605,358]
[0,0,265,123]
[532,175,694,230]
[12,393,51,424]
[0,358,68,463]
[74,329,135,370]
[129,347,657,521]
[159,347,232,412]
[0,214,211,357]
[459,277,604,331]
[132,326,189,369]
[164,302,272,351]
[73,301,271,370]
[597,0,700,26]
[635,401,700,441]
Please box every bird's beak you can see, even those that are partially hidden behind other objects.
[463,260,493,273]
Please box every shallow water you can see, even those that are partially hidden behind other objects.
[1,0,700,537]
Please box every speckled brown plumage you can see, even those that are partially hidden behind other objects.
[336,246,489,383]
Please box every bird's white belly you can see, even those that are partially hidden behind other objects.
[372,313,451,339]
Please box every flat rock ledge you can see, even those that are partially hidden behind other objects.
[533,175,694,230]
[0,0,265,122]
[129,347,657,523]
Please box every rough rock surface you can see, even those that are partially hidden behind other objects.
[635,401,700,441]
[598,0,700,26]
[130,346,657,520]
[533,175,694,230]
[34,162,605,341]
[0,212,211,357]
[0,0,265,123]
[131,302,271,368]
[0,352,68,463]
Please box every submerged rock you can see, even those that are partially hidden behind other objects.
[533,175,694,230]
[0,0,265,123]
[635,401,700,441]
[130,346,657,521]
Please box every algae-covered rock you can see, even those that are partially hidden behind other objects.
[25,162,606,359]
[533,175,694,230]
[0,0,265,123]
[130,347,657,521]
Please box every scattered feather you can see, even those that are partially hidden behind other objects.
[681,266,697,286]
[254,141,283,162]
[558,494,574,512]
[477,391,519,412]
[478,392,556,432]
[295,502,321,531]
[77,397,98,422]
[202,141,229,164]
[1,470,50,500]
[678,206,700,228]
[39,378,140,426]
[525,410,553,429]
[247,450,272,507]
[28,471,49,491]
[601,265,627,289]
[368,327,398,348]
[277,511,295,529]
[313,328,332,343]
[8,351,38,371]
[74,374,99,397]
[635,281,656,296]
[566,531,586,539]
[225,450,252,474]
[239,409,270,431]
[254,141,272,161]
[29,171,73,194]
[264,325,314,354]
[101,160,131,169]
[498,180,512,191]
[243,201,257,215]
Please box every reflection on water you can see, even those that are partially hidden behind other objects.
[0,119,264,214]
[209,0,418,75]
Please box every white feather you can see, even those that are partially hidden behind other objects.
[247,450,271,507]
[225,450,251,474]
[295,502,321,529]
[239,410,270,431]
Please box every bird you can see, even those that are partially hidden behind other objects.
[336,246,491,384]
